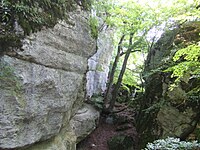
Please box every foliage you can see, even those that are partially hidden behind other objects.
[144,137,200,150]
[0,61,22,94]
[131,1,200,148]
[90,94,104,110]
[91,0,114,25]
[0,0,91,51]
[101,0,159,111]
[89,0,117,39]
[110,0,197,79]
[100,0,199,112]
[165,43,200,89]
[194,126,200,142]
[143,99,166,114]
[113,52,145,88]
[89,16,99,39]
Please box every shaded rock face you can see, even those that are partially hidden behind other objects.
[19,104,99,150]
[70,104,100,143]
[107,135,134,150]
[0,10,101,149]
[138,21,200,141]
[157,106,196,138]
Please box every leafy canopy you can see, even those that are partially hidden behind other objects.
[165,43,200,90]
[95,0,199,89]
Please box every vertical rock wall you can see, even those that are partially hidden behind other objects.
[0,9,101,150]
[86,28,114,97]
[139,21,200,142]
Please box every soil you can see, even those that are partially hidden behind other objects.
[77,103,139,150]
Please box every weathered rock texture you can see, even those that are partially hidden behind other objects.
[0,9,102,150]
[86,28,114,97]
[70,104,99,143]
[18,104,99,150]
[137,21,200,143]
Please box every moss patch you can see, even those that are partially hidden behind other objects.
[0,61,26,107]
[0,0,91,52]
[174,21,200,47]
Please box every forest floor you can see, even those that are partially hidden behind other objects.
[77,103,139,150]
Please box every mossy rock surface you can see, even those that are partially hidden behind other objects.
[107,135,134,150]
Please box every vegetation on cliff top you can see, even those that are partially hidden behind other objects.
[0,0,91,52]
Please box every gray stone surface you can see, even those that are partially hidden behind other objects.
[86,28,114,97]
[19,127,77,150]
[157,106,196,138]
[20,104,99,150]
[0,10,98,149]
[0,56,83,148]
[70,104,100,143]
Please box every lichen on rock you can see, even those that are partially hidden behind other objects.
[0,8,102,150]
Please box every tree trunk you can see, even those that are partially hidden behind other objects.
[108,33,134,112]
[103,34,125,109]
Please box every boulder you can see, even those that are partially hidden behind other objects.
[157,106,196,138]
[70,104,100,143]
[19,104,99,150]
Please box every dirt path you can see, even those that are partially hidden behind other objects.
[77,104,138,150]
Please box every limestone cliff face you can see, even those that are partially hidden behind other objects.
[138,21,200,141]
[0,10,105,149]
[87,28,114,97]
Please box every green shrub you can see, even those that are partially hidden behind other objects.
[89,16,99,39]
[144,137,200,150]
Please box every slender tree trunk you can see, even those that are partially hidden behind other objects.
[107,31,148,112]
[108,33,134,111]
[103,34,125,109]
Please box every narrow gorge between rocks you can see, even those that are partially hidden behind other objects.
[0,0,200,150]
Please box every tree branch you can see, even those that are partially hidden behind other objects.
[120,49,141,56]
